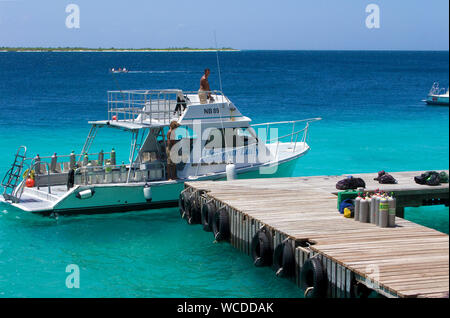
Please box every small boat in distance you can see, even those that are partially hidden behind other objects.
[424,82,449,106]
[0,89,321,216]
[111,67,129,73]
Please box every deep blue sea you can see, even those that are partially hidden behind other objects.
[0,51,448,297]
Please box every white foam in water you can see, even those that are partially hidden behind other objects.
[127,70,191,74]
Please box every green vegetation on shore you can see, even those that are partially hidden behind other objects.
[0,46,238,52]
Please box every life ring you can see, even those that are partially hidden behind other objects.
[251,228,273,267]
[179,192,191,220]
[201,201,216,232]
[273,240,295,278]
[212,207,230,241]
[23,169,35,180]
[186,195,201,225]
[300,257,328,298]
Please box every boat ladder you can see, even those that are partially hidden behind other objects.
[1,146,27,203]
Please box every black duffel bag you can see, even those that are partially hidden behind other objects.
[336,176,366,190]
[414,171,441,186]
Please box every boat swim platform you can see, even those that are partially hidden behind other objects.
[183,171,449,298]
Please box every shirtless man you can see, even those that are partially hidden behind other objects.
[198,68,214,104]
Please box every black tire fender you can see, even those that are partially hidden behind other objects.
[212,207,230,241]
[201,201,216,232]
[273,240,295,278]
[186,196,201,225]
[301,257,328,298]
[179,192,190,220]
[251,228,273,267]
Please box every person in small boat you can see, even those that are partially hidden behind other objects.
[166,121,180,180]
[198,68,214,104]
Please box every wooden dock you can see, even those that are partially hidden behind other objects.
[182,171,449,298]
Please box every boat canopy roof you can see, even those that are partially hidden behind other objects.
[89,89,251,131]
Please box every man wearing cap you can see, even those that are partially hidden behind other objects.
[167,121,180,180]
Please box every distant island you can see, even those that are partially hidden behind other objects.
[0,47,239,52]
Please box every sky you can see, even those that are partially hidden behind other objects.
[0,0,448,50]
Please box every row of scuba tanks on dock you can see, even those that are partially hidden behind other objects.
[179,189,373,298]
[354,188,397,228]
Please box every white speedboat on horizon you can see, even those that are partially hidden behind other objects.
[110,67,129,73]
[1,89,320,216]
[425,82,449,106]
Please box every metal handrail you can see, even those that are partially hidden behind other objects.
[108,89,229,124]
[24,151,112,162]
[17,160,52,200]
[192,120,319,177]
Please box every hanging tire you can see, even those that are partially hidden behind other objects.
[179,192,190,220]
[212,208,230,241]
[186,195,201,225]
[251,228,273,267]
[201,201,216,232]
[273,240,295,278]
[301,257,327,298]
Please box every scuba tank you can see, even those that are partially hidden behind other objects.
[366,195,372,222]
[379,196,389,228]
[98,150,104,167]
[354,191,362,221]
[34,154,41,174]
[86,162,93,184]
[120,161,127,182]
[370,193,379,224]
[105,160,113,183]
[359,196,370,223]
[388,193,396,227]
[374,191,382,226]
[83,152,89,166]
[69,150,76,169]
[50,153,57,172]
[110,148,116,166]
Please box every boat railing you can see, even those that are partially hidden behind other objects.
[72,161,166,185]
[193,118,321,177]
[16,160,52,200]
[108,89,227,125]
[429,82,448,96]
[17,158,167,196]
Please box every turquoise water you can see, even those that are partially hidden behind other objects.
[0,51,448,297]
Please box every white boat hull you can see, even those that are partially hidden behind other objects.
[1,148,305,216]
[426,94,449,106]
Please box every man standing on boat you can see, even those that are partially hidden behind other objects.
[198,68,214,104]
[167,121,180,180]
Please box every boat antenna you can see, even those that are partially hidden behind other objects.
[214,31,223,97]
[111,71,127,101]
[213,31,230,153]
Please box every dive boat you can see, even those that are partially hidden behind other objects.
[425,82,449,106]
[0,89,320,216]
